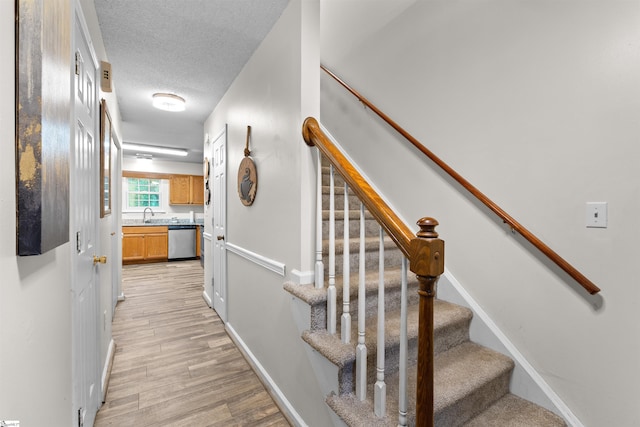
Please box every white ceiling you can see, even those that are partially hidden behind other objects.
[94,0,290,163]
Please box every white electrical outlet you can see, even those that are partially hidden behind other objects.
[586,202,607,228]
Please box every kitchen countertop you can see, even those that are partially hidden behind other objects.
[123,219,204,227]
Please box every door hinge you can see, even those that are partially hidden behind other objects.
[75,52,81,76]
[77,407,84,427]
[76,231,82,253]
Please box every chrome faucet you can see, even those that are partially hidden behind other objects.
[143,207,155,223]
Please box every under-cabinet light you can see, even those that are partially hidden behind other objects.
[122,143,188,157]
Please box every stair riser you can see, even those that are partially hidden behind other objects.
[322,217,381,240]
[324,247,404,276]
[309,282,420,332]
[323,193,362,211]
[322,169,347,187]
[334,283,421,330]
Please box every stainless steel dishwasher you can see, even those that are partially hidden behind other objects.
[168,224,197,260]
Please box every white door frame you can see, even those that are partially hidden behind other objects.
[111,133,122,314]
[71,4,101,426]
[212,126,228,322]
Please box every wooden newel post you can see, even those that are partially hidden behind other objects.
[409,217,445,427]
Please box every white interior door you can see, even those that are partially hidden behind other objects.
[72,11,101,427]
[212,127,227,322]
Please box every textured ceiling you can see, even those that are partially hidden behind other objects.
[94,0,289,163]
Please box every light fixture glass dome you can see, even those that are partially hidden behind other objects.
[152,93,185,112]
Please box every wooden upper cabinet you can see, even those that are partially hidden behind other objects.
[170,175,191,204]
[191,175,204,205]
[169,174,203,205]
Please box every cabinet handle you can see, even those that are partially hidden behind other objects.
[216,235,225,241]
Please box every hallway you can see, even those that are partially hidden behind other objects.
[95,260,290,426]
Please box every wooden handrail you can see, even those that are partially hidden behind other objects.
[321,64,601,295]
[303,117,414,258]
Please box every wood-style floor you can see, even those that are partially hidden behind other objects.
[95,260,290,427]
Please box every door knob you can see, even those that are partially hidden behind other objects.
[93,255,107,265]
[216,235,225,241]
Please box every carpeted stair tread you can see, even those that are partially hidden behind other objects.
[464,393,566,426]
[300,300,472,368]
[430,342,514,422]
[284,267,417,307]
[327,342,515,427]
[285,268,422,332]
[284,281,331,306]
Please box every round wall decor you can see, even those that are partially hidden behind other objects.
[204,157,211,205]
[203,157,210,179]
[237,125,257,206]
[237,156,257,206]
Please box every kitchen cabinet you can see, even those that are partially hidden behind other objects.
[169,175,190,204]
[122,226,168,264]
[191,176,204,205]
[169,174,203,205]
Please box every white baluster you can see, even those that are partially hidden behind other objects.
[327,164,337,334]
[341,182,351,344]
[315,153,324,289]
[398,257,408,427]
[375,226,386,417]
[356,202,367,401]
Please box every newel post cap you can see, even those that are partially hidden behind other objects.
[409,217,445,277]
[416,217,439,239]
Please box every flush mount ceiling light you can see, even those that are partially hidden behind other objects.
[122,142,188,157]
[152,92,185,112]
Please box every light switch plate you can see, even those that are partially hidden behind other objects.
[586,202,607,228]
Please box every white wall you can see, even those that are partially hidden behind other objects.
[0,0,73,425]
[320,1,640,426]
[203,0,330,425]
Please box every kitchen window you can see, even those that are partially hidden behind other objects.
[124,177,162,210]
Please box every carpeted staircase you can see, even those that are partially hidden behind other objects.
[284,163,567,426]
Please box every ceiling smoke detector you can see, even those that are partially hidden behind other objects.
[152,93,186,112]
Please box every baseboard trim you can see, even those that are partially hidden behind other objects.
[439,269,584,427]
[226,323,307,427]
[202,290,213,308]
[225,242,286,277]
[101,338,116,402]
